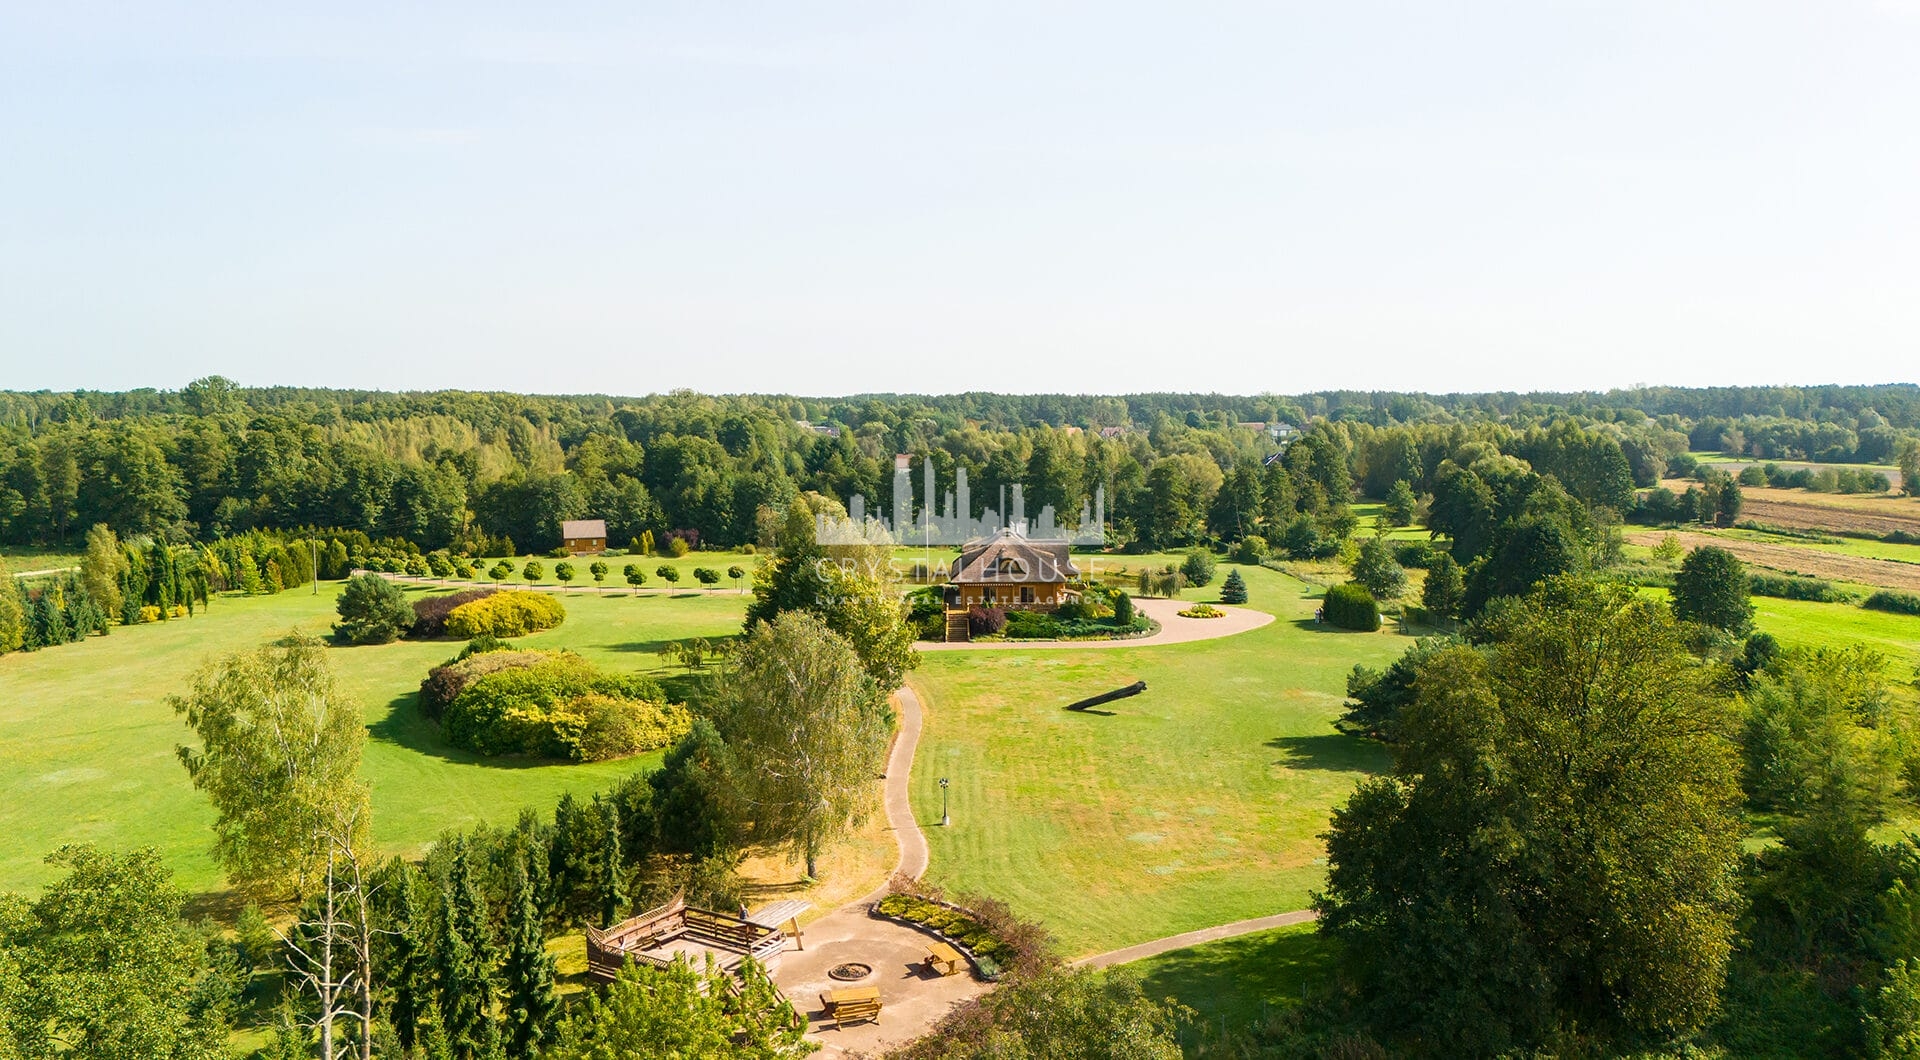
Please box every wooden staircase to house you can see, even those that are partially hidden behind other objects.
[944,609,970,643]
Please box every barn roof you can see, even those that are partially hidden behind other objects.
[562,519,607,539]
[949,529,1077,584]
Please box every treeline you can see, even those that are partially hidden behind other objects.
[1,381,1913,558]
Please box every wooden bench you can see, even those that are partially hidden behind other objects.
[926,941,965,977]
[821,986,882,1026]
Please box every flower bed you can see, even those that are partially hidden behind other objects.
[1177,603,1224,619]
[871,894,1011,980]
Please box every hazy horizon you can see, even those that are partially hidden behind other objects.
[4,3,1917,395]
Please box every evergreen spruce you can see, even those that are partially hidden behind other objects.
[437,844,499,1060]
[599,804,627,927]
[502,851,558,1060]
[1220,568,1248,604]
[30,590,68,647]
[388,865,430,1055]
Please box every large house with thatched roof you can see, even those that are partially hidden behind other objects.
[944,528,1078,613]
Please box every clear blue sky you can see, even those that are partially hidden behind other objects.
[3,3,1916,396]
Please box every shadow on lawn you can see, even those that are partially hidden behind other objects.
[1135,923,1339,1033]
[1289,618,1386,635]
[367,692,555,769]
[1265,734,1385,773]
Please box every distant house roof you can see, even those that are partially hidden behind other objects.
[1098,425,1132,438]
[950,529,1078,584]
[562,519,607,540]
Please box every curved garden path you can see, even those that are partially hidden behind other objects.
[780,605,1309,1054]
[1072,910,1319,969]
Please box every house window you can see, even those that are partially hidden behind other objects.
[982,587,996,605]
[1019,586,1034,604]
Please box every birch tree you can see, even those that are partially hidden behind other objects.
[171,632,370,899]
[709,611,889,878]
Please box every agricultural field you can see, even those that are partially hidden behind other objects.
[0,583,753,893]
[1624,528,1920,592]
[908,561,1407,956]
[1693,452,1906,490]
[1658,479,1920,539]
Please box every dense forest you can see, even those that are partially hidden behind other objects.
[2,380,1915,557]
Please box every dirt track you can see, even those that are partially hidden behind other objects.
[1626,530,1920,592]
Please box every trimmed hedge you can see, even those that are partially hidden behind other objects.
[437,650,689,761]
[1747,574,1851,604]
[444,591,566,638]
[1324,582,1381,631]
[412,588,499,638]
[1864,590,1920,616]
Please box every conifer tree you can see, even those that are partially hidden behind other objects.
[1220,568,1248,604]
[503,851,558,1060]
[30,590,68,646]
[437,845,498,1060]
[600,805,627,927]
[386,865,430,1056]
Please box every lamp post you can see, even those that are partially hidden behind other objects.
[940,777,950,827]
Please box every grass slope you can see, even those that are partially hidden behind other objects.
[0,584,750,893]
[1128,921,1338,1035]
[909,562,1407,956]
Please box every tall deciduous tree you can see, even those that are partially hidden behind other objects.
[0,845,235,1060]
[747,499,917,688]
[170,633,370,899]
[79,523,126,623]
[1316,576,1742,1053]
[710,611,889,879]
[1672,545,1753,635]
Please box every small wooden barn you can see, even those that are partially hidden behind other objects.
[561,519,608,555]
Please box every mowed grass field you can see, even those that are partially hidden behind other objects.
[908,561,1408,956]
[0,583,752,893]
[1129,921,1338,1035]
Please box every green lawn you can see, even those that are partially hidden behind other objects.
[1,546,82,574]
[1128,922,1338,1035]
[909,562,1408,956]
[0,583,751,893]
[1750,595,1920,668]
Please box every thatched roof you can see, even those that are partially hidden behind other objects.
[950,529,1077,584]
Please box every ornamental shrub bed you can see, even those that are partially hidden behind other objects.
[419,646,549,721]
[411,588,499,637]
[1000,610,1153,640]
[443,591,567,638]
[873,878,1055,981]
[436,650,690,761]
[1177,603,1224,619]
